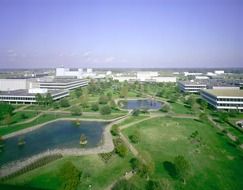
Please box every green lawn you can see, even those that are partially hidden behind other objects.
[170,102,193,114]
[6,154,133,190]
[123,117,243,190]
[0,111,38,126]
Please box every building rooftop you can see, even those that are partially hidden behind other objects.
[202,89,243,97]
[39,78,87,83]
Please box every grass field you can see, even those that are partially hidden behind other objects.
[5,154,133,190]
[123,117,243,190]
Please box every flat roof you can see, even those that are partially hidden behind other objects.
[202,89,243,97]
[39,78,87,83]
[0,89,66,96]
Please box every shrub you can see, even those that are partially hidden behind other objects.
[71,106,82,116]
[91,102,99,111]
[132,109,140,116]
[160,104,170,113]
[99,95,109,104]
[115,143,128,157]
[129,130,140,143]
[60,98,70,107]
[100,105,111,115]
[110,124,120,136]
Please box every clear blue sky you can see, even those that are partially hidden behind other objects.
[0,0,242,68]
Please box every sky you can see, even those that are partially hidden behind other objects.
[0,0,242,69]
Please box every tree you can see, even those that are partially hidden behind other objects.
[109,99,117,109]
[100,105,111,115]
[99,95,109,104]
[74,88,83,98]
[45,93,53,106]
[0,103,14,119]
[60,98,70,107]
[115,143,128,157]
[80,94,89,108]
[59,162,81,190]
[174,155,190,183]
[120,85,128,98]
[71,106,82,116]
[130,157,140,171]
[91,102,99,111]
[132,109,140,116]
[35,93,43,105]
[129,130,140,143]
[110,124,120,136]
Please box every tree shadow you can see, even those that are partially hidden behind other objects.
[163,161,177,179]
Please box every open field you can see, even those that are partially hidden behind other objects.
[122,117,243,190]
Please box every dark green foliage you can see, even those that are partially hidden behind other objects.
[91,102,99,111]
[99,95,109,104]
[60,98,70,107]
[114,139,127,157]
[111,124,120,136]
[74,88,83,98]
[132,109,140,116]
[99,105,111,115]
[129,157,140,171]
[129,130,140,143]
[0,103,14,119]
[59,162,80,190]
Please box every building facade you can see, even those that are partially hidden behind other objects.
[201,89,243,110]
[39,78,88,90]
[0,89,69,104]
[178,81,207,93]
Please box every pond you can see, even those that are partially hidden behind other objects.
[0,120,108,166]
[121,99,163,110]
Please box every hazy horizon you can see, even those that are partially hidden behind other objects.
[0,0,242,69]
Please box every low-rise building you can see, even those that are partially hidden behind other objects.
[201,89,243,110]
[39,78,88,90]
[0,89,69,104]
[178,81,207,93]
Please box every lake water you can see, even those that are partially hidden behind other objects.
[0,120,108,166]
[121,99,162,110]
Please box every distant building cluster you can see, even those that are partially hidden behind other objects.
[178,70,243,110]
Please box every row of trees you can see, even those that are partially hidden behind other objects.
[35,93,53,106]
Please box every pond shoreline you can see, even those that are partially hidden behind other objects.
[0,115,129,178]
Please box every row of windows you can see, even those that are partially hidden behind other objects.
[0,96,35,100]
[218,103,243,107]
[217,98,243,102]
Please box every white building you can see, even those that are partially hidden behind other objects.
[0,89,69,104]
[178,81,207,93]
[56,68,83,78]
[184,72,203,76]
[0,79,37,91]
[39,78,88,90]
[214,70,224,75]
[136,71,159,81]
[201,89,243,110]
